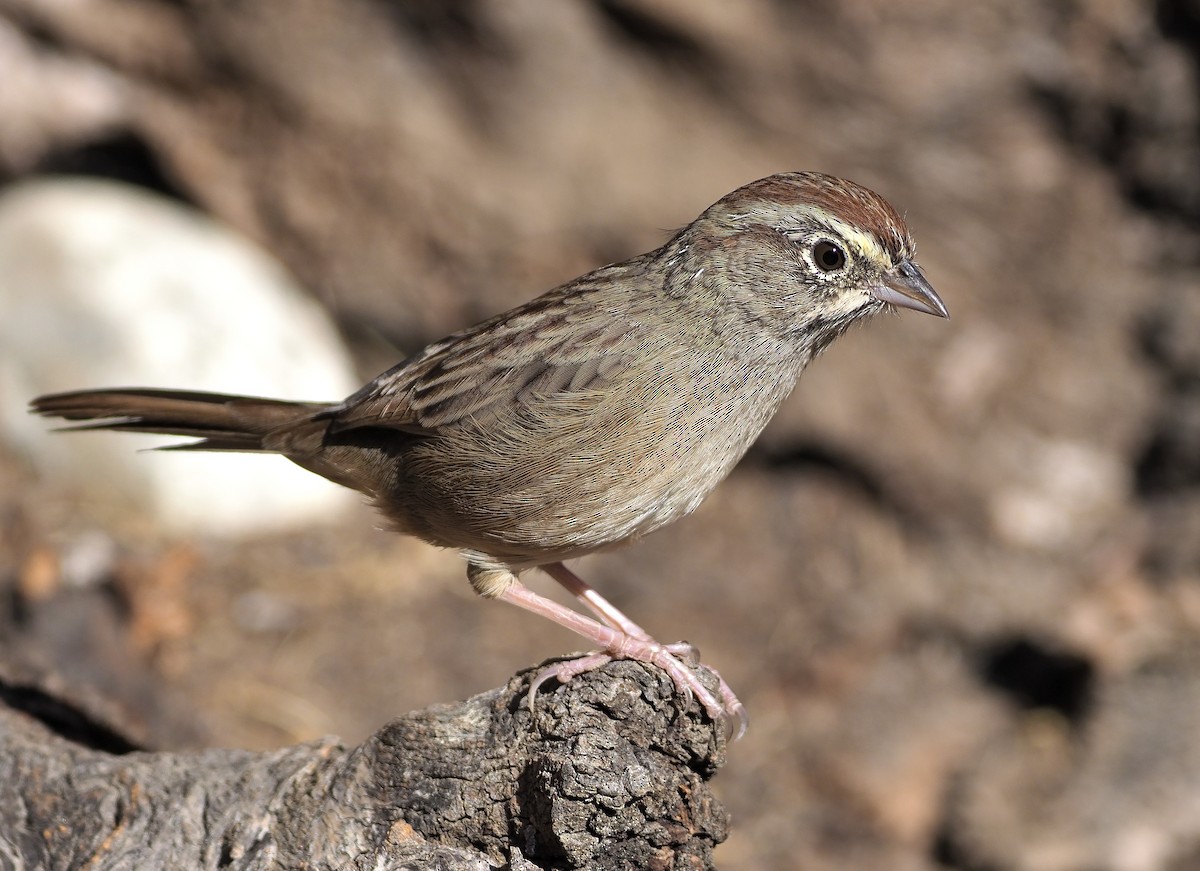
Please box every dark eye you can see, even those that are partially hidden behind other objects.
[813,240,846,272]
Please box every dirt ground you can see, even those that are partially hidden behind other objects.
[3,1,1200,869]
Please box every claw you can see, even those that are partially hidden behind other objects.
[527,652,615,712]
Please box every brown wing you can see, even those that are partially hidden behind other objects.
[327,270,651,435]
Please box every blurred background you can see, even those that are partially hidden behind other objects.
[1,1,1199,868]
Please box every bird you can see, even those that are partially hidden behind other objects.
[31,172,947,738]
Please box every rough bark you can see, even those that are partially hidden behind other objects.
[0,658,728,870]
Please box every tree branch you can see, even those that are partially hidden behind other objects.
[0,660,728,870]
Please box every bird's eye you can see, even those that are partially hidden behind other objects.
[813,240,847,272]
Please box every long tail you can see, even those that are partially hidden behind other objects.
[29,388,333,452]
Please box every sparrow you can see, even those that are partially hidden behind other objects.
[31,172,947,738]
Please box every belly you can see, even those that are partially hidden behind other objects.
[381,362,796,566]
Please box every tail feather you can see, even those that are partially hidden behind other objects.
[30,388,331,452]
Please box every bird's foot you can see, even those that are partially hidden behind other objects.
[527,640,748,739]
[494,567,748,738]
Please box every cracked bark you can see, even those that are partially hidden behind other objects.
[0,659,729,870]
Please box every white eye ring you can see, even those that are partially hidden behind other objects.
[812,240,847,272]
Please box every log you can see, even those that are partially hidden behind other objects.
[0,658,728,870]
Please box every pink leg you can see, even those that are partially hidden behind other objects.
[541,562,657,639]
[541,562,747,730]
[544,562,695,657]
[496,565,748,738]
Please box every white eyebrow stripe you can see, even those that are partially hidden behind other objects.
[776,214,892,265]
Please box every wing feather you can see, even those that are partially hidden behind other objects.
[328,266,654,435]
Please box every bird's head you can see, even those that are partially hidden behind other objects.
[680,172,946,353]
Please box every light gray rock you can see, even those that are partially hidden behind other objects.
[0,178,359,535]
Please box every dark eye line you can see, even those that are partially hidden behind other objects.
[773,226,855,277]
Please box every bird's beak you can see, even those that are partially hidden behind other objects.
[872,260,948,318]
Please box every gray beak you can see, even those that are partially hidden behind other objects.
[872,260,948,318]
